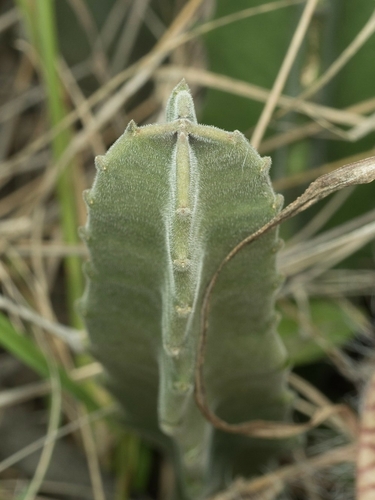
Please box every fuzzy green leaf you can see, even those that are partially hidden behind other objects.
[81,81,294,499]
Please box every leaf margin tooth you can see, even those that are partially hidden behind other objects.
[76,297,88,318]
[274,193,285,211]
[94,155,108,172]
[262,156,272,174]
[125,119,138,135]
[83,260,96,279]
[78,226,90,242]
[82,189,94,207]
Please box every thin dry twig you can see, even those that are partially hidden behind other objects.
[99,0,130,51]
[110,0,151,74]
[0,363,103,410]
[282,299,363,385]
[0,295,84,351]
[0,406,116,475]
[67,0,111,84]
[273,148,375,191]
[357,369,375,500]
[279,219,375,277]
[0,479,96,500]
[78,406,107,500]
[251,0,320,148]
[287,188,354,245]
[292,448,323,500]
[21,336,62,500]
[157,65,362,127]
[58,58,106,156]
[260,96,375,154]
[0,7,19,34]
[177,0,306,45]
[302,269,375,298]
[288,372,358,439]
[0,216,31,238]
[14,243,87,257]
[279,9,375,119]
[209,444,356,499]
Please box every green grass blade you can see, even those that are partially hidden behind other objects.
[0,313,100,412]
[16,0,83,328]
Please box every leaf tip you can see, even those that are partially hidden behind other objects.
[174,78,190,93]
[166,80,197,123]
[125,119,138,135]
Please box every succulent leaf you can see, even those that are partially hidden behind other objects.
[81,81,294,499]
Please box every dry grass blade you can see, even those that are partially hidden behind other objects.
[348,110,375,142]
[0,406,116,475]
[288,372,358,439]
[67,0,110,83]
[282,297,364,385]
[251,0,320,148]
[280,9,375,118]
[99,0,130,51]
[0,363,103,410]
[0,479,97,499]
[21,339,62,500]
[0,85,43,126]
[179,0,306,43]
[260,98,375,154]
[0,295,84,351]
[287,188,354,245]
[209,444,356,500]
[279,220,375,277]
[273,149,375,191]
[274,155,375,214]
[0,216,31,238]
[58,58,106,156]
[157,65,362,126]
[301,269,375,297]
[79,406,107,500]
[0,7,19,34]
[14,243,87,257]
[110,0,151,74]
[337,298,374,340]
[357,369,375,500]
[195,156,375,437]
[91,0,204,118]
